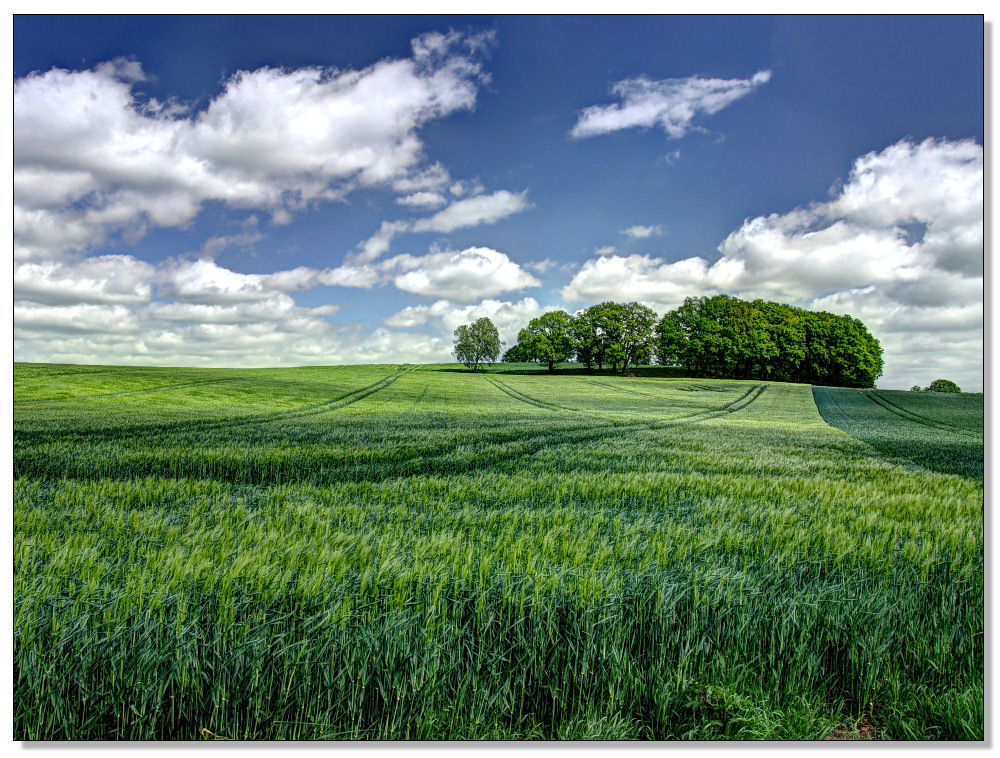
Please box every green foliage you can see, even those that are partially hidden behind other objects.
[452,317,502,372]
[925,379,961,393]
[14,364,983,740]
[567,301,656,375]
[656,295,883,388]
[514,310,576,373]
[501,343,534,363]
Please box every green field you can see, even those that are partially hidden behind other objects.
[813,386,984,481]
[14,363,984,740]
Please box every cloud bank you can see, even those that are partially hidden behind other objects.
[14,31,493,261]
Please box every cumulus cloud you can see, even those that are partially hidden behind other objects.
[570,69,771,139]
[355,189,531,261]
[325,245,541,303]
[387,247,541,303]
[410,190,532,233]
[161,258,321,304]
[562,138,983,390]
[14,31,492,260]
[14,255,155,306]
[621,224,663,239]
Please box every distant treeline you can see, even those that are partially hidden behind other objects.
[497,294,883,388]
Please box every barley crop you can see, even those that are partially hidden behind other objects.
[14,364,983,740]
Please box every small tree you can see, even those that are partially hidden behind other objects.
[453,317,503,372]
[910,385,922,392]
[925,379,961,393]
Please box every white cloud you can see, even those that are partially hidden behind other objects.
[161,258,320,304]
[14,255,155,305]
[386,247,541,303]
[525,259,558,274]
[570,69,771,139]
[562,253,712,310]
[391,162,451,194]
[621,224,663,239]
[396,191,448,209]
[14,31,491,260]
[410,190,531,233]
[561,138,983,391]
[356,220,411,263]
[355,189,531,261]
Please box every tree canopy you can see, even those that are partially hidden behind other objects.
[516,310,575,374]
[452,317,502,372]
[925,379,961,393]
[460,294,884,389]
[655,295,883,388]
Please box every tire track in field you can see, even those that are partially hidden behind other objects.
[650,384,767,428]
[572,378,660,398]
[865,391,977,433]
[481,376,579,413]
[402,383,430,415]
[278,371,408,416]
[14,377,240,403]
[17,380,769,485]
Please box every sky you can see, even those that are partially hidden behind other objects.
[12,15,985,390]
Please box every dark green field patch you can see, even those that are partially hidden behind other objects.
[812,386,983,480]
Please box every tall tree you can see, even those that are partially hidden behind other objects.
[618,301,658,375]
[516,310,576,374]
[452,317,502,372]
[655,309,689,369]
[571,309,599,372]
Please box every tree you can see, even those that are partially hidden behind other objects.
[571,309,600,372]
[910,385,922,392]
[501,343,533,363]
[516,310,576,374]
[926,379,961,393]
[655,309,688,369]
[618,301,657,375]
[452,317,502,372]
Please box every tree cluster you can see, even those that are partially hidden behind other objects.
[457,294,884,388]
[656,295,883,388]
[504,301,658,375]
[911,379,961,393]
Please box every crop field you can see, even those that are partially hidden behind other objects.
[813,386,984,481]
[13,363,983,740]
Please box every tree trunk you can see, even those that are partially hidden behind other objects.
[548,360,554,374]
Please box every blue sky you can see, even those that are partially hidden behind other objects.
[13,15,984,390]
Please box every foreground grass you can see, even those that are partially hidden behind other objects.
[14,364,983,740]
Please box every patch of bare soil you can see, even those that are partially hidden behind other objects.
[824,715,885,740]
